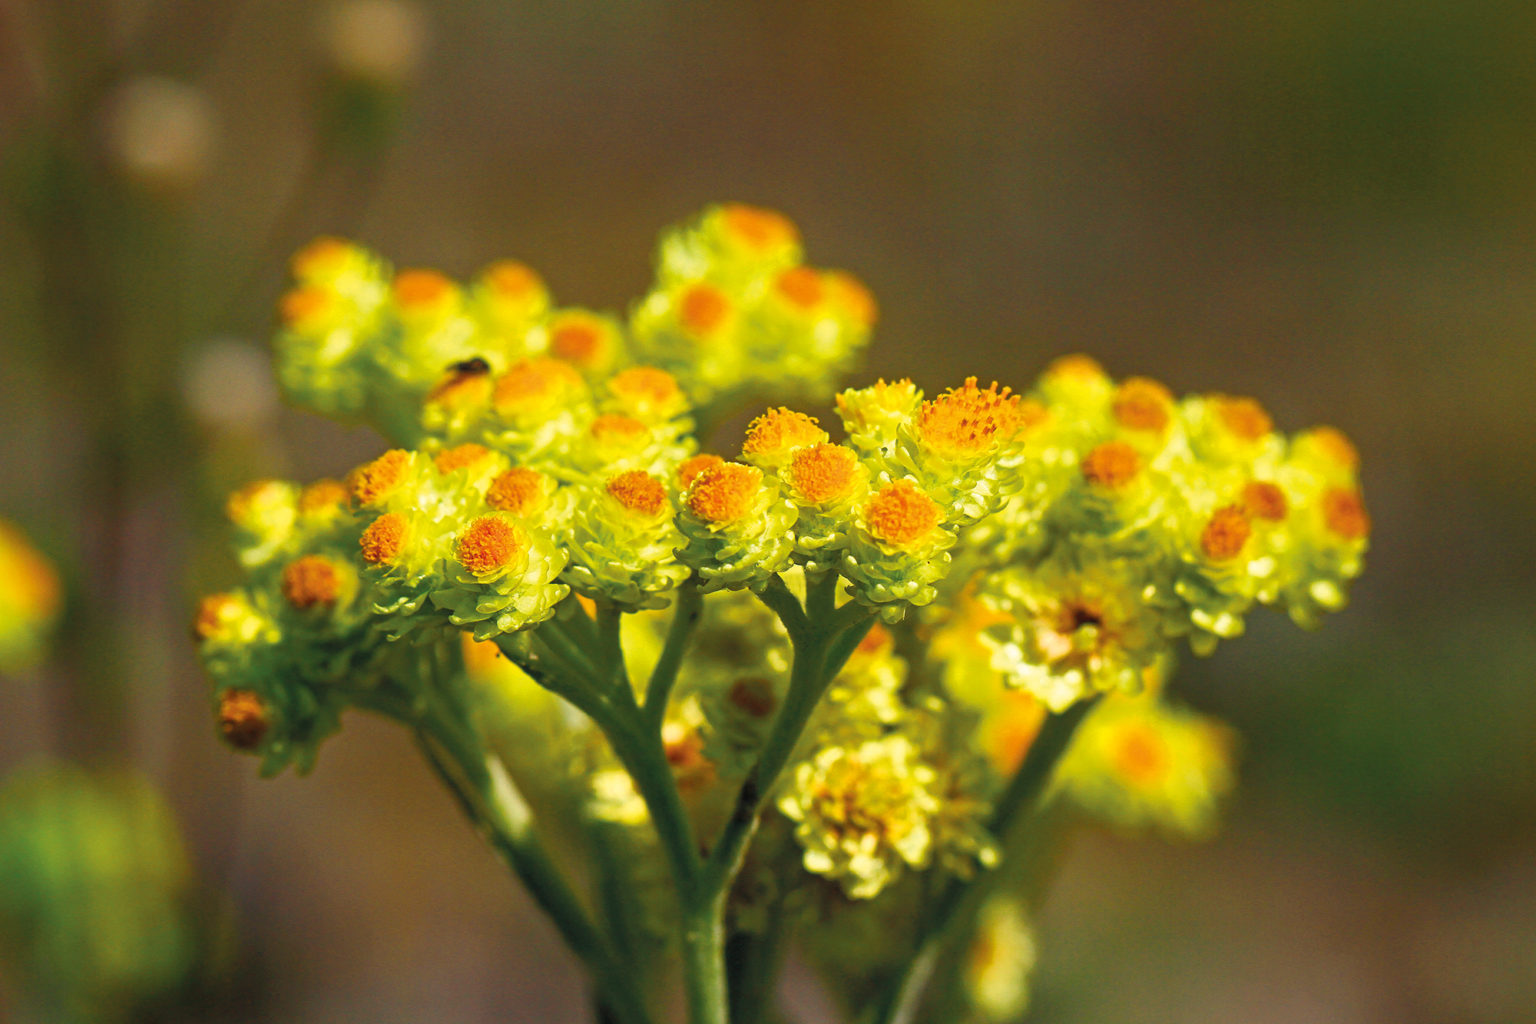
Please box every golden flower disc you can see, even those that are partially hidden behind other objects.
[742,408,824,460]
[360,513,408,564]
[348,449,411,506]
[1080,441,1141,490]
[1200,505,1252,560]
[865,479,940,548]
[1322,487,1371,540]
[676,454,725,491]
[281,555,342,609]
[720,203,799,251]
[678,284,731,336]
[457,516,527,576]
[487,468,548,517]
[434,443,492,475]
[787,444,858,503]
[607,471,668,517]
[687,462,761,524]
[917,377,1023,454]
[1241,481,1288,522]
[1112,377,1173,433]
[1215,395,1273,441]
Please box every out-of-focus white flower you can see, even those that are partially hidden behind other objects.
[181,338,279,430]
[322,0,428,87]
[103,76,216,191]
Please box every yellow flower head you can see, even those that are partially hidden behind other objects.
[863,479,941,550]
[456,516,528,577]
[915,377,1024,459]
[348,449,413,507]
[785,443,860,505]
[686,462,763,525]
[741,408,828,468]
[493,358,587,420]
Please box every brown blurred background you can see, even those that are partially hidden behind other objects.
[1,1,1534,1021]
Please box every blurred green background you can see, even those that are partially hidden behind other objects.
[1,0,1533,1021]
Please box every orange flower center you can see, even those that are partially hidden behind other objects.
[290,237,353,280]
[298,478,349,515]
[774,266,824,309]
[742,407,824,460]
[349,449,412,506]
[219,689,269,750]
[486,468,547,517]
[1215,396,1273,441]
[676,454,725,491]
[787,444,858,503]
[607,471,668,516]
[610,366,682,412]
[550,317,605,365]
[720,203,798,251]
[493,358,583,415]
[360,513,408,564]
[1113,724,1169,785]
[864,479,940,547]
[1200,505,1252,560]
[856,622,893,657]
[457,516,526,575]
[678,283,731,336]
[1322,488,1371,540]
[434,443,492,474]
[279,285,333,328]
[917,377,1024,455]
[281,555,342,609]
[686,462,761,524]
[393,268,454,309]
[1112,377,1173,433]
[1081,441,1141,490]
[591,414,650,449]
[482,260,543,300]
[1241,481,1288,522]
[1309,426,1360,470]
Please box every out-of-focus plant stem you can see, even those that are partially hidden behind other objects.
[864,696,1101,1024]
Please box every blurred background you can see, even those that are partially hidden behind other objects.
[1,0,1533,1021]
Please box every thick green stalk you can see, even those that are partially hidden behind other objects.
[865,697,1100,1024]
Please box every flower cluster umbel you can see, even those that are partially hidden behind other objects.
[195,204,1368,1024]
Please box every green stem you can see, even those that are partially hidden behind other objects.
[526,612,725,1024]
[726,898,790,1024]
[864,696,1100,1024]
[644,581,702,727]
[756,574,807,639]
[596,601,631,692]
[536,616,606,685]
[408,707,653,1024]
[701,601,875,898]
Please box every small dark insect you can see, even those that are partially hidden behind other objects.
[448,356,491,376]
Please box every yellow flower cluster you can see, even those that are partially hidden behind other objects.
[275,203,874,442]
[194,206,1371,1014]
